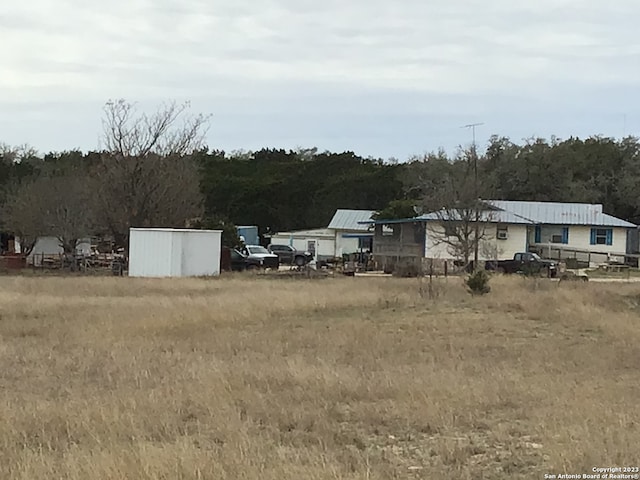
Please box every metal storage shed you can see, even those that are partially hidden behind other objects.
[128,228,222,278]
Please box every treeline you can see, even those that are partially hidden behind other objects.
[402,135,640,225]
[1,102,639,254]
[197,148,405,233]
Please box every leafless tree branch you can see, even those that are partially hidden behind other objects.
[97,99,209,247]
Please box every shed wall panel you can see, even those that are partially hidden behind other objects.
[181,231,221,276]
[129,230,173,277]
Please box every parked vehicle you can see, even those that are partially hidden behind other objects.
[237,245,280,270]
[229,248,250,271]
[485,252,558,278]
[267,244,313,266]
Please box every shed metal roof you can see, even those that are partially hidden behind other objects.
[328,209,375,231]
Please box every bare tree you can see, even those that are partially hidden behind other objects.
[419,149,492,269]
[2,168,97,257]
[40,171,97,254]
[101,99,210,157]
[97,99,210,248]
[0,143,40,164]
[427,207,493,269]
[480,237,504,263]
[2,180,46,256]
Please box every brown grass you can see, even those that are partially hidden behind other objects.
[0,273,638,479]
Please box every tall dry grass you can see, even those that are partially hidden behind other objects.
[0,273,638,479]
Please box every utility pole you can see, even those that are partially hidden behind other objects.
[461,123,484,271]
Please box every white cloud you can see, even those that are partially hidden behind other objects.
[0,0,639,157]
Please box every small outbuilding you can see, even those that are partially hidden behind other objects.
[266,209,376,262]
[128,228,222,278]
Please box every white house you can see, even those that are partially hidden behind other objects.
[489,201,634,262]
[370,201,637,268]
[267,209,375,260]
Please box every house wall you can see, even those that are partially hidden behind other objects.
[425,222,528,260]
[529,226,628,254]
[492,224,529,259]
[335,231,368,257]
[269,233,336,260]
[270,227,371,259]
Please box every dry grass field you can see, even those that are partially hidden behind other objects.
[0,273,638,479]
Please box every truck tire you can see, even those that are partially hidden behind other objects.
[294,255,306,267]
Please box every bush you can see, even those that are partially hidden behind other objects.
[392,260,422,278]
[466,269,491,295]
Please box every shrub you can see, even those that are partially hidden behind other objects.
[392,261,422,278]
[466,269,491,295]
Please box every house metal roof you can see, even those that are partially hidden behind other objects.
[362,201,637,228]
[328,209,376,231]
[266,228,335,238]
[488,201,637,227]
[419,209,533,225]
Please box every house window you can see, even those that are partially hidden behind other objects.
[443,223,457,237]
[535,226,569,244]
[591,228,613,246]
[496,225,508,240]
[551,230,572,244]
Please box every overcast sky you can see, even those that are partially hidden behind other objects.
[1,0,639,160]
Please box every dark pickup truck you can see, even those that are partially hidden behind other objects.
[267,244,313,267]
[485,252,558,278]
[229,245,280,271]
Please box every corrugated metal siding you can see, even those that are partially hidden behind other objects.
[328,209,376,231]
[489,200,636,227]
[129,229,173,277]
[181,230,222,276]
[171,231,183,275]
[129,228,221,277]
